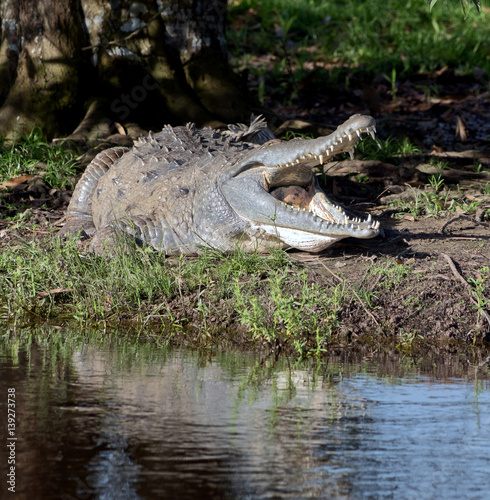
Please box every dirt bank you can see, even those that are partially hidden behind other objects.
[1,167,489,352]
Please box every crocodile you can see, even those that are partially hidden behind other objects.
[59,114,380,255]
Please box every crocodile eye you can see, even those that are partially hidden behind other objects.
[178,187,189,196]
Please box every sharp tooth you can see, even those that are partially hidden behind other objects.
[319,154,324,165]
[348,134,353,141]
[348,148,354,160]
[367,214,372,222]
[339,137,343,143]
[330,145,334,152]
[356,130,361,138]
[369,130,375,140]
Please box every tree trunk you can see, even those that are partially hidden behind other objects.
[0,0,90,138]
[0,0,251,140]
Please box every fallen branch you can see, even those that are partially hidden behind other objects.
[441,253,490,328]
[441,215,490,234]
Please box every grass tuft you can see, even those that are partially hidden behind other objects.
[0,127,78,190]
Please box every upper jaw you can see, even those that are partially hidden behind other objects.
[235,114,377,172]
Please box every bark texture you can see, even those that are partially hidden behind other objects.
[0,0,250,139]
[0,0,90,137]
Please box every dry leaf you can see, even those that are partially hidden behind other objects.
[114,122,127,135]
[0,174,35,191]
[455,115,467,143]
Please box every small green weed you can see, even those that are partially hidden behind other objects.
[391,184,458,218]
[428,173,445,192]
[467,267,490,325]
[428,158,449,170]
[232,268,344,355]
[355,286,378,309]
[356,136,420,163]
[369,260,411,289]
[383,67,398,103]
[396,329,422,353]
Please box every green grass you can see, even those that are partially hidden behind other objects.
[0,127,78,190]
[368,259,412,289]
[467,266,490,327]
[0,233,348,356]
[389,179,489,218]
[356,135,421,162]
[228,0,490,97]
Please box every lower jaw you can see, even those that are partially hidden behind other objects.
[255,223,341,252]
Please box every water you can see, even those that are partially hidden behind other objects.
[1,330,489,499]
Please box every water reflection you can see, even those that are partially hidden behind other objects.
[0,329,489,499]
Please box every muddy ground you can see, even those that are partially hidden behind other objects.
[1,158,489,349]
[1,70,490,355]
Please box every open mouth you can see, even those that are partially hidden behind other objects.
[222,114,380,251]
[265,163,379,232]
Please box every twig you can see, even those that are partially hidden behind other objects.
[442,237,483,241]
[319,261,379,327]
[441,253,490,327]
[441,215,490,234]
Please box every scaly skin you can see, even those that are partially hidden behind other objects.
[60,115,380,254]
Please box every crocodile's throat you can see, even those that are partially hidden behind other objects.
[268,164,315,212]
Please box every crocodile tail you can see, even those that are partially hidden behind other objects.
[59,146,129,238]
